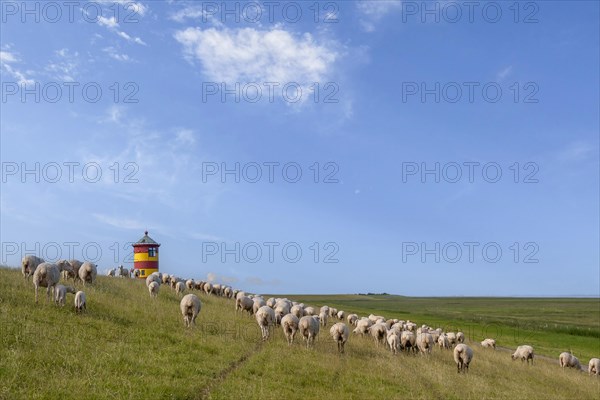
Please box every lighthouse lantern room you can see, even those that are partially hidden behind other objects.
[133,231,160,278]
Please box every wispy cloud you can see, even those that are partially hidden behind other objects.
[558,141,597,162]
[0,49,34,85]
[356,0,403,32]
[103,46,132,62]
[496,65,513,80]
[91,9,147,46]
[45,48,79,81]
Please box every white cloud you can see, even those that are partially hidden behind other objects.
[98,16,119,28]
[356,0,402,32]
[558,141,596,162]
[103,46,132,62]
[170,5,215,24]
[0,50,34,85]
[96,0,148,17]
[174,128,196,146]
[174,26,338,85]
[91,8,147,46]
[497,65,513,80]
[45,48,79,81]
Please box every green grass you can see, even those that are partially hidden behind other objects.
[1,268,598,399]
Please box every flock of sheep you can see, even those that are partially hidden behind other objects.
[21,255,600,376]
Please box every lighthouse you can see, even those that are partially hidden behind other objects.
[132,231,160,278]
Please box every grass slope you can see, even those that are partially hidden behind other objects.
[0,268,598,400]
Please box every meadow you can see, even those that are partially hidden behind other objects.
[0,267,598,400]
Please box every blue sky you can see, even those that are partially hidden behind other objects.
[1,1,598,296]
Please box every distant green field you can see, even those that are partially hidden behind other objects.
[1,267,599,400]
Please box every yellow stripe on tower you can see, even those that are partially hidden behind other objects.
[134,253,158,262]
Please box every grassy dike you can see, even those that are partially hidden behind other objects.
[1,267,598,399]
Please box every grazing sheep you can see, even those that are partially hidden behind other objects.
[304,306,316,316]
[417,333,434,354]
[559,352,582,370]
[481,338,496,349]
[320,305,330,315]
[369,323,388,346]
[253,297,267,315]
[180,294,202,328]
[347,314,359,326]
[454,344,474,373]
[337,310,346,320]
[387,330,401,355]
[33,261,72,303]
[162,274,171,285]
[107,269,116,277]
[281,314,300,346]
[203,282,213,295]
[148,281,160,298]
[456,331,465,343]
[353,318,373,335]
[446,332,457,346]
[78,262,97,286]
[274,302,291,324]
[330,323,349,353]
[185,279,195,290]
[290,305,304,319]
[117,265,129,277]
[175,281,185,296]
[401,331,417,353]
[74,291,86,313]
[266,297,277,308]
[255,306,275,341]
[146,274,161,287]
[437,334,451,350]
[588,358,600,376]
[68,260,83,281]
[21,255,44,280]
[299,316,320,348]
[319,310,329,327]
[512,345,534,364]
[329,307,338,318]
[54,284,76,307]
[236,296,254,315]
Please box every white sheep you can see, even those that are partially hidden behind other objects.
[253,297,267,315]
[454,344,473,373]
[559,352,582,370]
[588,358,600,376]
[33,261,72,303]
[266,297,277,308]
[512,345,534,364]
[320,305,330,315]
[481,338,496,349]
[281,314,299,346]
[203,282,213,295]
[162,274,171,285]
[180,294,202,327]
[446,332,457,346]
[78,262,97,286]
[456,331,465,343]
[236,296,254,315]
[347,314,359,326]
[417,333,434,354]
[352,318,373,335]
[186,279,195,290]
[290,305,304,319]
[299,315,320,348]
[54,284,76,307]
[330,323,349,353]
[175,281,185,296]
[148,281,160,298]
[107,268,116,277]
[21,255,44,280]
[146,274,161,287]
[319,310,329,327]
[401,331,417,353]
[255,305,275,341]
[74,291,86,313]
[304,306,316,316]
[438,334,451,350]
[387,330,400,355]
[274,302,291,324]
[337,310,346,320]
[329,307,338,318]
[369,323,388,346]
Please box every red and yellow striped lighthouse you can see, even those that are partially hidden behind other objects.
[133,231,160,278]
